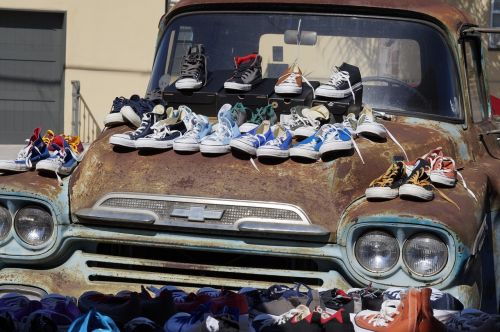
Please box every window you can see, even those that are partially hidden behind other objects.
[490,0,500,48]
[464,38,489,122]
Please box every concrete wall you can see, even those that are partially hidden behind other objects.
[0,0,164,138]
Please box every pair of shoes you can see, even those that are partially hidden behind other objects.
[230,121,293,159]
[104,95,167,128]
[281,105,330,138]
[274,63,316,96]
[354,288,445,332]
[315,62,362,101]
[224,53,263,91]
[175,44,207,90]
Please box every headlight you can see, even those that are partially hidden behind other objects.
[0,206,12,241]
[14,206,53,246]
[403,233,447,276]
[355,230,399,273]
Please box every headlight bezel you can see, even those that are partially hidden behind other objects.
[0,205,13,244]
[402,232,448,277]
[354,230,400,274]
[13,205,55,250]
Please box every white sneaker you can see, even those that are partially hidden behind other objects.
[173,113,213,152]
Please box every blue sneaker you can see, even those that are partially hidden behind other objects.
[36,135,83,180]
[200,104,240,154]
[230,120,272,156]
[319,123,364,163]
[173,113,213,152]
[289,124,335,160]
[164,303,211,332]
[104,95,138,127]
[68,308,120,332]
[446,309,500,332]
[121,96,167,128]
[256,124,293,159]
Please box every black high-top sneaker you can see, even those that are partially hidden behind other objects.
[175,44,207,90]
[109,105,168,148]
[365,156,407,200]
[224,53,263,91]
[315,62,362,99]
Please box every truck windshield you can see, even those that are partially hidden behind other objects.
[149,12,461,119]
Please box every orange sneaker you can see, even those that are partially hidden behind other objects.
[275,63,303,95]
[416,288,446,332]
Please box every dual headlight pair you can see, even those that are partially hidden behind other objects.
[354,230,448,277]
[0,205,53,247]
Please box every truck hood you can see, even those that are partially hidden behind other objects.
[69,117,484,244]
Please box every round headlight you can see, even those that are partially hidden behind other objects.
[355,230,399,273]
[403,233,448,276]
[0,206,12,241]
[14,206,53,246]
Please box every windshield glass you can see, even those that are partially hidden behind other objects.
[149,12,461,119]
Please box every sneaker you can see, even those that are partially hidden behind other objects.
[0,128,54,172]
[173,113,212,152]
[36,135,84,179]
[21,309,71,332]
[365,157,407,200]
[0,293,41,321]
[317,307,354,332]
[224,53,263,91]
[346,288,384,312]
[319,123,359,156]
[319,289,354,312]
[109,105,167,148]
[78,291,141,327]
[252,305,322,332]
[123,317,162,332]
[446,309,500,332]
[399,159,434,201]
[416,288,446,332]
[147,286,188,304]
[342,113,358,136]
[204,313,239,332]
[175,44,207,90]
[239,105,277,133]
[164,303,211,332]
[289,124,335,161]
[200,104,241,154]
[275,63,314,95]
[121,97,167,128]
[230,120,272,156]
[229,102,249,128]
[68,308,120,332]
[315,63,362,99]
[40,294,80,321]
[256,124,293,159]
[282,105,330,138]
[354,288,420,332]
[135,106,192,150]
[104,96,132,127]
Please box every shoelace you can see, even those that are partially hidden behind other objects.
[257,306,309,328]
[278,70,316,98]
[370,162,401,187]
[288,109,320,130]
[183,118,204,139]
[327,67,355,101]
[408,167,460,210]
[127,114,153,138]
[249,105,275,124]
[342,114,357,134]
[179,53,205,79]
[17,130,55,168]
[232,61,256,79]
[230,103,250,122]
[148,123,181,140]
[326,125,365,164]
[363,300,400,327]
[428,155,478,201]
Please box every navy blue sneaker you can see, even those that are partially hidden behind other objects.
[121,96,167,128]
[104,95,139,127]
[68,308,120,332]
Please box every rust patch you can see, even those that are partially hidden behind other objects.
[0,171,63,202]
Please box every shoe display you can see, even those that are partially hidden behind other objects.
[224,53,263,91]
[104,96,132,127]
[289,124,335,161]
[281,105,329,138]
[399,158,434,201]
[36,135,84,182]
[239,104,277,133]
[175,44,207,90]
[200,104,241,154]
[315,63,362,100]
[256,124,293,159]
[0,128,54,172]
[121,97,167,128]
[230,120,273,156]
[275,63,314,95]
[173,113,213,152]
[109,105,167,148]
[135,106,192,150]
[365,157,407,200]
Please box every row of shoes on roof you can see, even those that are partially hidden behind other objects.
[0,128,84,184]
[366,147,477,207]
[174,44,362,100]
[2,283,497,332]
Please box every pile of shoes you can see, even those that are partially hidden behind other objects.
[2,283,496,332]
[0,128,84,184]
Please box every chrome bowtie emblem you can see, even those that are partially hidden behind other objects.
[170,205,224,222]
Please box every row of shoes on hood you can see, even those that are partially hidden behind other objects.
[0,128,84,185]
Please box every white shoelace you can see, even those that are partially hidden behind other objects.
[325,125,365,164]
[16,143,35,168]
[429,156,478,201]
[278,70,316,98]
[327,68,355,101]
[148,123,181,140]
[362,300,400,327]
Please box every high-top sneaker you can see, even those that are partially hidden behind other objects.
[121,97,167,128]
[175,44,207,90]
[366,157,407,200]
[399,158,434,201]
[416,288,446,332]
[224,53,263,91]
[0,128,54,172]
[315,63,362,99]
[109,105,167,148]
[36,135,84,181]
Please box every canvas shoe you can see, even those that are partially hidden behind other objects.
[365,157,407,200]
[315,63,362,100]
[275,63,315,95]
[256,124,293,159]
[230,120,272,156]
[281,105,330,138]
[173,113,212,152]
[135,106,192,150]
[175,44,207,90]
[36,135,84,178]
[446,309,500,332]
[123,317,162,332]
[289,124,335,161]
[342,113,358,136]
[239,105,277,133]
[109,105,167,148]
[316,307,354,332]
[252,304,322,332]
[121,97,167,128]
[104,96,133,127]
[200,104,241,154]
[164,303,211,332]
[319,123,364,163]
[399,158,434,201]
[0,128,54,172]
[224,53,263,91]
[0,293,42,321]
[68,308,120,332]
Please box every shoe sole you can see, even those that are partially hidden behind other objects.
[365,187,399,200]
[399,184,434,201]
[109,136,137,148]
[0,163,30,172]
[135,139,174,150]
[319,141,353,154]
[430,173,456,187]
[120,106,142,128]
[175,81,203,90]
[356,124,387,138]
[315,82,362,98]
[256,148,289,159]
[230,140,257,156]
[200,144,231,154]
[289,147,320,160]
[275,85,302,94]
[104,113,126,127]
[224,82,252,91]
[173,142,200,152]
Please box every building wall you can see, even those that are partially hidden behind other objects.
[0,0,164,139]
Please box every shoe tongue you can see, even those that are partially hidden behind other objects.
[235,53,257,67]
[30,127,42,143]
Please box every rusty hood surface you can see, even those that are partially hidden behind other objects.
[69,117,484,246]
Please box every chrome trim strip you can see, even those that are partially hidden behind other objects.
[75,208,156,224]
[237,221,330,236]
